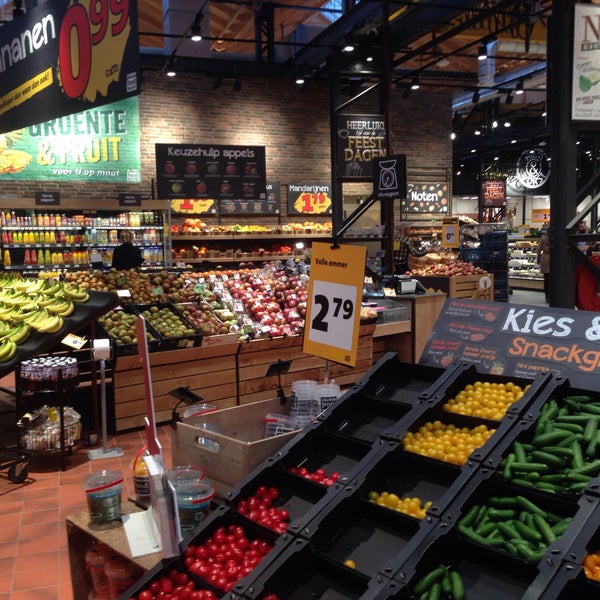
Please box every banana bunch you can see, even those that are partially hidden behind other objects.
[24,309,64,334]
[45,298,75,316]
[62,282,90,303]
[0,338,17,362]
[0,322,31,345]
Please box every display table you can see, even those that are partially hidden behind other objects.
[66,502,162,600]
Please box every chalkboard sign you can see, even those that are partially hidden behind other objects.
[420,298,600,390]
[155,143,267,201]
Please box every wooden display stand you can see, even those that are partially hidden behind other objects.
[415,274,494,299]
[111,325,375,432]
[66,502,162,600]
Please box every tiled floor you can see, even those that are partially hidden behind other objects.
[0,422,173,600]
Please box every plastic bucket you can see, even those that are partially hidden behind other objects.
[167,465,205,488]
[182,403,217,419]
[84,470,124,525]
[315,382,341,417]
[175,481,215,536]
[290,379,317,425]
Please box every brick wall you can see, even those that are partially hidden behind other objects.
[2,71,453,211]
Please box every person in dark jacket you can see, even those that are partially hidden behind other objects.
[111,230,144,270]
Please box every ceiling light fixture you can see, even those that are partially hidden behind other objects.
[410,76,420,90]
[515,81,524,95]
[295,76,305,85]
[366,55,373,62]
[166,60,176,77]
[478,42,488,61]
[343,44,355,52]
[190,22,202,42]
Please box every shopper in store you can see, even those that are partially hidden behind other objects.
[111,230,144,270]
[536,224,551,304]
[394,221,433,274]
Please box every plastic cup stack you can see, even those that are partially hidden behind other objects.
[290,379,318,427]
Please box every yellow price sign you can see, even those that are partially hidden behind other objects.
[170,198,216,214]
[303,242,367,367]
[293,192,332,214]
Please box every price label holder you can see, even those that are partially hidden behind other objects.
[62,333,87,350]
[303,242,367,367]
[116,289,131,299]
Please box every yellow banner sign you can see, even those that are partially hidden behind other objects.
[170,198,216,214]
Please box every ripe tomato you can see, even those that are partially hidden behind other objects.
[137,591,153,600]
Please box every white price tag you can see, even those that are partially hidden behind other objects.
[116,289,131,298]
[307,280,357,351]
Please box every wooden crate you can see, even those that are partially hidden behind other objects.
[236,324,376,406]
[112,342,239,432]
[415,273,494,299]
[172,397,300,497]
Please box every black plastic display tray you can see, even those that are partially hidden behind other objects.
[222,458,342,539]
[266,420,386,486]
[122,504,293,599]
[316,385,420,445]
[351,440,480,520]
[439,467,599,567]
[392,519,562,600]
[133,302,203,349]
[421,361,554,419]
[0,289,117,378]
[533,561,600,600]
[241,537,400,600]
[297,482,439,580]
[96,304,161,356]
[353,352,450,406]
[383,399,519,465]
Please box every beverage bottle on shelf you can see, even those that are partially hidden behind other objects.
[37,249,44,265]
[24,249,31,265]
[3,249,10,267]
[44,249,51,265]
[0,211,5,226]
[30,249,37,265]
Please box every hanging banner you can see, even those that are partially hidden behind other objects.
[573,3,600,121]
[155,143,267,201]
[0,0,140,135]
[303,242,367,367]
[335,114,387,179]
[0,96,141,183]
[481,178,506,207]
[288,183,332,215]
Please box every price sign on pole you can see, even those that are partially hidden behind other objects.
[442,217,459,249]
[303,242,367,367]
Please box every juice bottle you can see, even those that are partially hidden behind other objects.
[3,249,10,267]
[37,249,44,265]
[44,249,51,265]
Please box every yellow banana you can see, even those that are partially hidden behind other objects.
[46,299,70,315]
[55,301,75,317]
[36,314,63,334]
[0,339,17,362]
[7,323,30,345]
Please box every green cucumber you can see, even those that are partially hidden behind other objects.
[450,570,465,600]
[413,565,447,596]
[533,513,557,544]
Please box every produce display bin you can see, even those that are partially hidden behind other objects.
[351,440,480,519]
[413,273,494,299]
[97,304,161,357]
[296,481,439,580]
[265,420,385,487]
[315,385,420,446]
[438,467,599,568]
[534,562,600,600]
[133,302,203,349]
[422,361,554,419]
[240,537,400,600]
[173,397,302,498]
[393,519,561,600]
[480,379,600,499]
[352,352,450,405]
[382,394,519,464]
[121,505,292,599]
[222,457,343,538]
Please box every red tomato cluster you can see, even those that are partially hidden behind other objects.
[183,524,273,592]
[130,568,217,600]
[287,466,341,486]
[236,485,290,533]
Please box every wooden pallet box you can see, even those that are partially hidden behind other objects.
[414,273,494,299]
[172,397,300,497]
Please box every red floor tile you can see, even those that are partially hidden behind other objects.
[13,565,60,591]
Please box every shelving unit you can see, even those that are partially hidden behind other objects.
[508,236,544,291]
[459,224,509,302]
[1,209,167,271]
